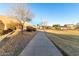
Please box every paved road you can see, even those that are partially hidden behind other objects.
[19,31,62,56]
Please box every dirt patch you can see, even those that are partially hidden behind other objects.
[46,30,79,56]
[0,30,37,56]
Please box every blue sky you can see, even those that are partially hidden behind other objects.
[0,3,79,26]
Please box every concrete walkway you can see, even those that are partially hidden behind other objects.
[19,32,62,56]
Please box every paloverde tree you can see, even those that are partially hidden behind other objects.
[8,4,33,32]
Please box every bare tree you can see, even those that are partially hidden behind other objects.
[40,19,48,30]
[8,4,33,32]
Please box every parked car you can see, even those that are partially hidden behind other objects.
[32,27,36,31]
[26,26,36,32]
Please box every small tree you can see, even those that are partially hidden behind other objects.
[40,19,48,30]
[76,23,79,29]
[8,4,33,32]
[52,24,60,30]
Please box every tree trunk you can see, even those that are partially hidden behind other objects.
[21,22,25,35]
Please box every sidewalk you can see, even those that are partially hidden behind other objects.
[19,32,62,56]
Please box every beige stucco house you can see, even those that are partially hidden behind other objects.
[0,16,22,34]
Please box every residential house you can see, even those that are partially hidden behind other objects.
[64,24,75,30]
[0,16,21,34]
[60,26,68,30]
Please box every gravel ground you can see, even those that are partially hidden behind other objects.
[0,30,36,56]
